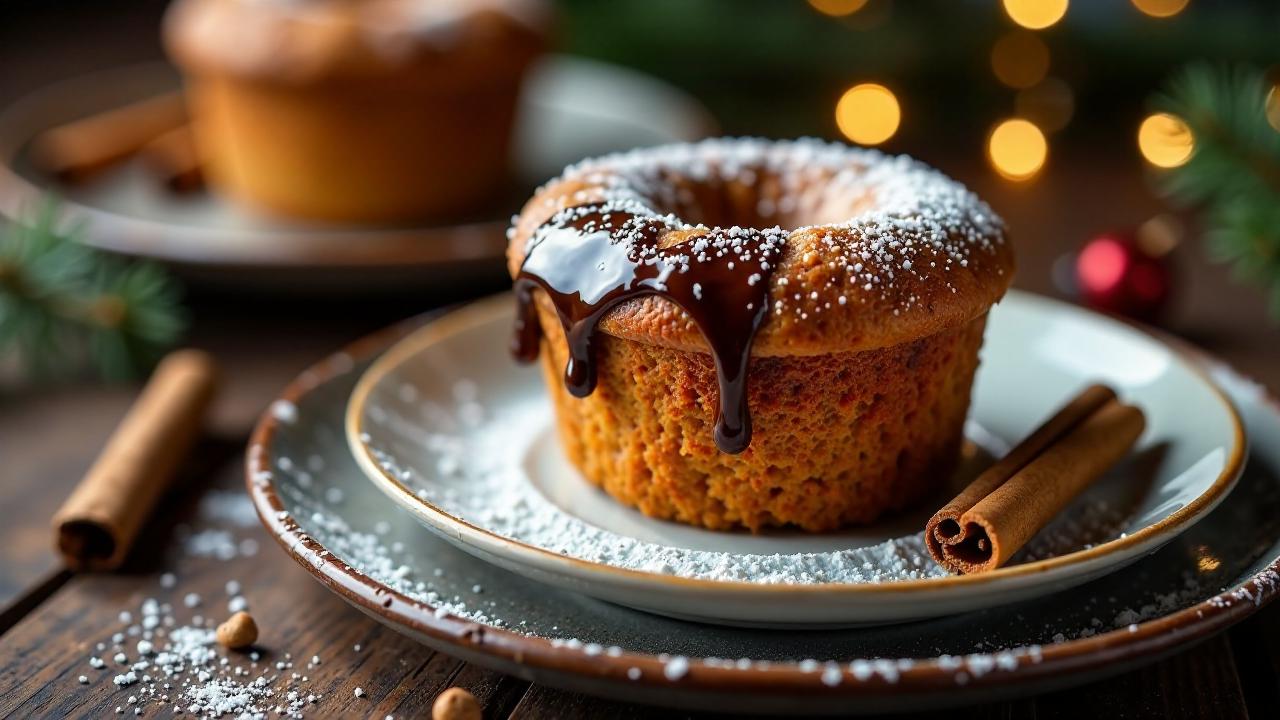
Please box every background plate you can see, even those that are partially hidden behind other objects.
[0,57,713,291]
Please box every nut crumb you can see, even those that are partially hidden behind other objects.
[215,612,258,650]
[432,687,480,720]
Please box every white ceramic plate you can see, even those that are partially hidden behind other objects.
[345,291,1245,627]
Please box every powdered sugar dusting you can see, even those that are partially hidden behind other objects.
[80,584,319,718]
[359,381,1132,585]
[513,138,1008,320]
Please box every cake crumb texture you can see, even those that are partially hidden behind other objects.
[537,301,987,531]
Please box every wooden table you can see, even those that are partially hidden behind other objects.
[3,6,1280,714]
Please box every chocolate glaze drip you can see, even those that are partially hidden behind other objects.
[512,203,783,454]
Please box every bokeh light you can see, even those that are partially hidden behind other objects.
[1137,214,1182,258]
[1015,77,1075,133]
[987,119,1048,180]
[1137,112,1195,168]
[807,0,869,17]
[1131,0,1190,18]
[1002,0,1069,30]
[835,83,901,145]
[1266,86,1280,133]
[991,31,1050,89]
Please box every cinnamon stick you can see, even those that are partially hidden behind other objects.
[141,124,204,193]
[30,92,188,183]
[52,349,219,571]
[925,384,1146,574]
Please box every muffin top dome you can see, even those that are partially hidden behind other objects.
[508,137,1015,357]
[164,0,549,85]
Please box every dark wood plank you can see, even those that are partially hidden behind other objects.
[0,448,527,719]
[0,292,475,611]
[1230,605,1280,720]
[0,386,137,609]
[1033,636,1248,720]
[446,664,534,720]
[509,687,683,720]
[507,684,1038,720]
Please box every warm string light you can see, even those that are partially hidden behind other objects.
[987,119,1047,181]
[835,83,901,145]
[807,0,869,17]
[1137,214,1182,258]
[990,31,1050,89]
[1131,0,1190,18]
[1015,77,1074,133]
[830,0,1201,179]
[1002,0,1069,30]
[1137,113,1195,168]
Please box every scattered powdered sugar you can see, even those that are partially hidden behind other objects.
[271,400,299,426]
[662,656,689,680]
[270,482,505,629]
[177,529,260,561]
[78,581,319,718]
[198,490,262,529]
[172,492,263,562]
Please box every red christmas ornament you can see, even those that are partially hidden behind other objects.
[1074,231,1172,323]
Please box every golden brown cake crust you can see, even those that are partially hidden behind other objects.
[537,301,988,532]
[164,0,549,86]
[508,138,1015,356]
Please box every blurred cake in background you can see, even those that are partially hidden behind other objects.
[163,0,550,223]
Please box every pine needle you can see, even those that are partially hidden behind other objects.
[1153,64,1280,318]
[0,200,187,381]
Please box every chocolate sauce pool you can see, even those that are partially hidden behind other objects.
[512,203,783,454]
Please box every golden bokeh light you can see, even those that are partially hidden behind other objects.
[1266,86,1280,133]
[1015,77,1074,133]
[1137,214,1182,257]
[987,119,1048,181]
[1131,0,1190,18]
[1002,0,1069,30]
[1137,112,1195,168]
[808,0,869,17]
[990,31,1050,89]
[835,83,901,146]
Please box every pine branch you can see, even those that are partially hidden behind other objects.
[0,201,187,381]
[1152,64,1280,317]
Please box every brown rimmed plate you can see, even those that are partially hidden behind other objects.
[0,57,713,293]
[246,304,1279,714]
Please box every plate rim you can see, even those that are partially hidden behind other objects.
[342,290,1247,597]
[245,297,1279,698]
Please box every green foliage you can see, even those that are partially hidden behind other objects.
[0,202,186,381]
[1153,64,1280,317]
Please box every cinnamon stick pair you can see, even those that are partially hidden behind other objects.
[29,92,203,191]
[925,384,1145,575]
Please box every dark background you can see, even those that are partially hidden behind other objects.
[4,0,1277,382]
